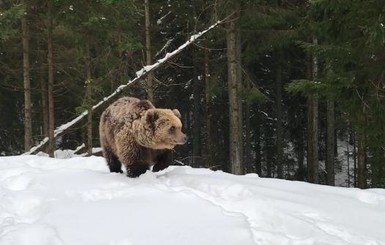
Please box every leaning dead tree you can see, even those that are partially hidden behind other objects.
[24,20,223,155]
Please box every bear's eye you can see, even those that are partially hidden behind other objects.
[168,126,176,134]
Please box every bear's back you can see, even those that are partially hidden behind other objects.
[106,97,154,124]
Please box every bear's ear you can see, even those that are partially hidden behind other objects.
[172,109,181,118]
[146,109,159,124]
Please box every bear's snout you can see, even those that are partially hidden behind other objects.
[176,134,188,145]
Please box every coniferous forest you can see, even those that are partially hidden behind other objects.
[1,0,385,188]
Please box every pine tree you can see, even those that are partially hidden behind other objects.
[144,0,154,102]
[21,0,32,151]
[306,0,385,187]
[326,98,335,185]
[226,2,243,175]
[47,0,55,157]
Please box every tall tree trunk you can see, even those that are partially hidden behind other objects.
[38,38,48,150]
[144,0,154,102]
[192,48,201,167]
[307,37,319,183]
[236,18,244,173]
[276,51,284,179]
[40,67,49,141]
[47,0,55,157]
[357,132,367,188]
[357,106,367,188]
[203,43,214,168]
[307,96,314,182]
[22,1,32,152]
[254,106,262,176]
[86,41,93,156]
[352,131,357,187]
[308,98,320,184]
[244,101,251,173]
[310,90,319,183]
[265,127,273,177]
[297,137,305,181]
[326,99,335,185]
[226,5,243,175]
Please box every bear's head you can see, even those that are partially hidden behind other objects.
[138,108,187,149]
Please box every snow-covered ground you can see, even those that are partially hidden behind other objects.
[0,155,384,245]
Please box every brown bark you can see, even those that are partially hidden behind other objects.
[86,42,93,156]
[276,51,284,178]
[326,99,335,185]
[144,0,154,102]
[203,43,214,167]
[357,133,367,188]
[40,69,49,140]
[192,48,201,167]
[22,2,32,152]
[357,106,368,188]
[244,101,252,173]
[254,106,262,176]
[307,96,319,183]
[47,0,55,157]
[307,96,314,182]
[307,37,319,183]
[226,5,243,175]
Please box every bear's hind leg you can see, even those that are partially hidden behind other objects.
[104,148,123,173]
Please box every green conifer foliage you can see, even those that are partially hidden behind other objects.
[297,0,385,187]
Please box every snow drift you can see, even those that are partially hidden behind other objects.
[0,155,384,245]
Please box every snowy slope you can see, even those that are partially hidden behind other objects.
[0,155,384,245]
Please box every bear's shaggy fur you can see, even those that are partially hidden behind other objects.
[99,97,187,177]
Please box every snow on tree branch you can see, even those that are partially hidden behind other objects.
[24,20,222,155]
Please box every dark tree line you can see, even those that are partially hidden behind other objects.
[1,0,385,188]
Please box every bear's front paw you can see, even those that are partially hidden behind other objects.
[126,165,149,178]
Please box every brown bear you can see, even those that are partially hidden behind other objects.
[99,96,187,177]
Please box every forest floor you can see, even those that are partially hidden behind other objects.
[0,155,384,245]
